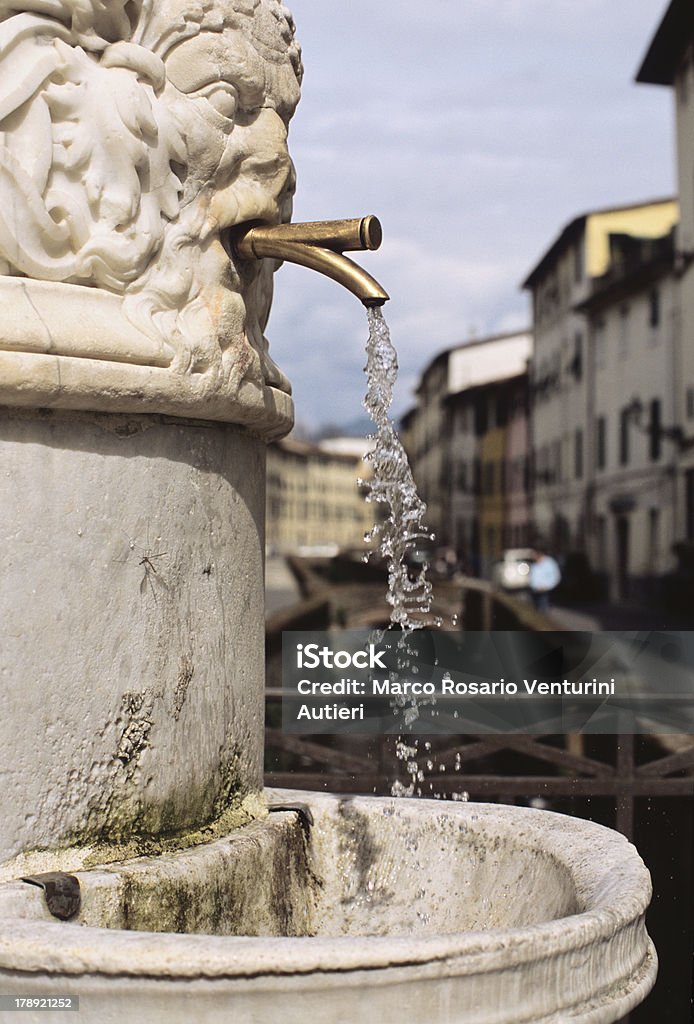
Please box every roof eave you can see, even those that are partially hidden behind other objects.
[636,0,694,87]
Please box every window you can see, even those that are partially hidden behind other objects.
[537,445,547,483]
[649,399,662,461]
[471,517,480,555]
[553,439,562,483]
[596,515,606,564]
[535,360,548,403]
[473,458,481,494]
[619,407,630,466]
[595,416,607,470]
[483,461,495,495]
[571,333,583,381]
[574,429,583,479]
[618,305,629,360]
[474,399,488,436]
[457,461,468,492]
[595,318,607,370]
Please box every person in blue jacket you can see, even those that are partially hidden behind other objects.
[529,545,561,613]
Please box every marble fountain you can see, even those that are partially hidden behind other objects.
[0,2,655,1021]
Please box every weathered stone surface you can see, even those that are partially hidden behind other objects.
[0,408,266,861]
[0,1,301,436]
[0,794,656,1023]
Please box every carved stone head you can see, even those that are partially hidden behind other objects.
[0,0,302,433]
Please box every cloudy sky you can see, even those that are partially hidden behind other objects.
[265,1,675,432]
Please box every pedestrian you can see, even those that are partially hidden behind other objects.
[529,544,561,613]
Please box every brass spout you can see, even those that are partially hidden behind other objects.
[230,216,390,307]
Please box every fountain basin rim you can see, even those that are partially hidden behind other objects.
[0,916,656,981]
[0,792,655,982]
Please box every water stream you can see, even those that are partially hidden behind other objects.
[362,307,464,798]
[361,309,471,802]
[362,306,433,630]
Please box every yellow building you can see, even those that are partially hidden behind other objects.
[266,437,374,555]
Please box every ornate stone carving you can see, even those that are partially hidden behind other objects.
[0,1,301,434]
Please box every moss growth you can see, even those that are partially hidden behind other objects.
[3,747,260,882]
[56,743,252,851]
[110,813,319,937]
[1,792,269,884]
[79,791,268,869]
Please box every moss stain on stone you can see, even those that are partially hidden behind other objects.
[71,814,322,938]
[50,737,253,861]
[78,791,268,869]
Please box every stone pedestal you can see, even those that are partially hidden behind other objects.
[0,408,266,863]
[0,0,303,865]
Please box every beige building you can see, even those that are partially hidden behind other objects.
[266,437,374,555]
[579,231,679,601]
[503,374,531,551]
[522,199,678,558]
[406,351,450,540]
[445,334,532,571]
[443,386,481,565]
[478,408,508,578]
[404,331,531,567]
[638,2,694,546]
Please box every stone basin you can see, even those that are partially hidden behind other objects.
[0,791,655,1024]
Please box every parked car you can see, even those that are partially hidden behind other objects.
[492,548,535,591]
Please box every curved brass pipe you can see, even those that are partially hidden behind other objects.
[229,216,390,307]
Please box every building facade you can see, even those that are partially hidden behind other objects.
[504,374,531,551]
[266,437,373,555]
[478,391,509,578]
[638,2,694,548]
[580,233,679,600]
[445,388,480,568]
[405,331,532,570]
[522,199,678,560]
[406,351,451,541]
